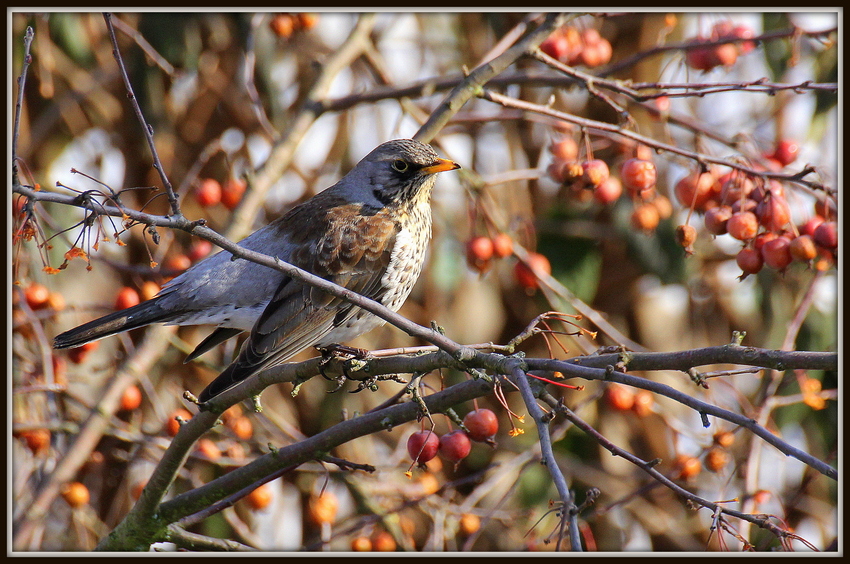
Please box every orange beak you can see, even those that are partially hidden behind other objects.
[422,158,461,175]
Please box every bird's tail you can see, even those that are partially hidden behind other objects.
[53,299,174,350]
[197,361,245,403]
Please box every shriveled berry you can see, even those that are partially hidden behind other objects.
[676,224,697,254]
[581,159,610,187]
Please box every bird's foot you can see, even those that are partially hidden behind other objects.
[317,344,371,391]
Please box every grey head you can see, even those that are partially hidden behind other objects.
[332,139,460,208]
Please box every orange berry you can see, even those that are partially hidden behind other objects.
[371,531,397,552]
[674,172,719,211]
[581,159,610,187]
[166,408,193,437]
[674,455,702,480]
[47,292,66,312]
[24,283,51,310]
[621,159,657,193]
[549,138,579,162]
[460,513,481,535]
[296,13,318,30]
[705,447,729,473]
[131,480,147,500]
[713,431,735,448]
[114,287,141,310]
[245,483,273,511]
[491,233,514,258]
[309,491,339,525]
[631,203,660,232]
[269,14,295,38]
[351,536,372,551]
[120,385,143,411]
[604,384,634,411]
[196,438,222,461]
[228,415,254,440]
[61,482,90,508]
[140,280,161,301]
[632,390,654,418]
[18,428,51,455]
[593,176,623,204]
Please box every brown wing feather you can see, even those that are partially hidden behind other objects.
[198,201,398,401]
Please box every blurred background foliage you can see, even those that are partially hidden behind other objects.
[11,11,837,552]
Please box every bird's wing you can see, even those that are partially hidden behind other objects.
[198,202,399,401]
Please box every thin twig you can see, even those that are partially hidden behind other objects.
[103,13,180,215]
[13,26,35,184]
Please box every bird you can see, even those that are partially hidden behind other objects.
[53,139,460,402]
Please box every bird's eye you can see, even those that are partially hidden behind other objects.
[391,159,409,173]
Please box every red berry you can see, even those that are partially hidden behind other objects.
[686,42,714,71]
[736,247,763,276]
[813,221,837,250]
[732,25,757,53]
[541,32,571,61]
[221,179,247,210]
[164,254,192,273]
[194,179,222,207]
[720,175,755,205]
[772,139,800,167]
[620,159,657,193]
[756,193,791,232]
[466,236,494,273]
[593,176,623,204]
[800,215,825,238]
[514,252,551,290]
[438,430,472,463]
[761,236,793,270]
[753,231,778,253]
[581,159,610,187]
[407,430,439,464]
[605,384,635,411]
[704,205,733,235]
[463,409,499,441]
[187,240,214,262]
[68,341,99,364]
[707,43,738,68]
[114,287,141,310]
[789,235,817,263]
[731,198,758,215]
[491,233,514,259]
[727,211,759,241]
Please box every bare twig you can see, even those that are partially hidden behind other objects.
[103,13,180,215]
[12,26,35,184]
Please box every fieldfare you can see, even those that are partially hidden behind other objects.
[54,139,460,402]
